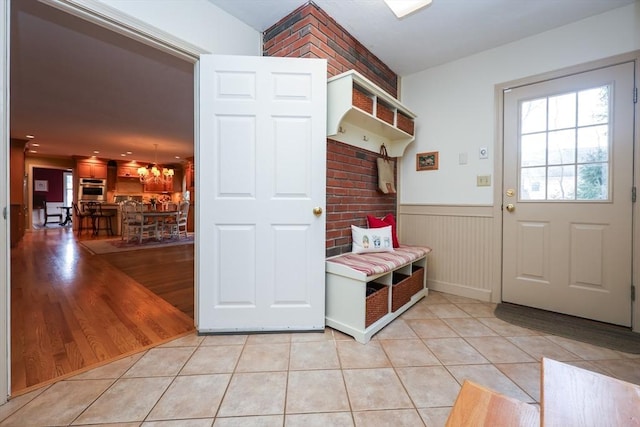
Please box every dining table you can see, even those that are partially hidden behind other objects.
[141,206,180,240]
[58,206,73,226]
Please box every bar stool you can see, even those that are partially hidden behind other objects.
[73,203,93,236]
[92,203,115,236]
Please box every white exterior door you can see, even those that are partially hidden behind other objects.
[502,62,635,326]
[197,55,327,332]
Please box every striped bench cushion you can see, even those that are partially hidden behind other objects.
[327,245,431,276]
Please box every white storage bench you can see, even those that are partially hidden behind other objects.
[325,245,431,343]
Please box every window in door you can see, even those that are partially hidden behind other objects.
[520,85,610,201]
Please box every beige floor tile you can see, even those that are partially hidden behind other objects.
[180,345,242,375]
[123,347,195,378]
[446,364,534,403]
[1,380,113,427]
[418,407,452,427]
[405,319,459,339]
[72,377,173,424]
[455,303,497,318]
[421,291,451,305]
[379,339,440,367]
[159,332,204,348]
[285,370,350,413]
[331,328,356,341]
[217,372,287,417]
[423,338,489,365]
[396,366,461,407]
[201,334,248,346]
[442,294,483,304]
[426,304,471,318]
[495,362,541,402]
[290,330,334,342]
[544,335,624,360]
[342,368,413,411]
[214,415,283,426]
[71,353,144,380]
[0,387,49,423]
[373,319,419,340]
[352,409,424,426]
[506,336,581,361]
[465,336,536,364]
[477,317,539,336]
[590,358,640,385]
[285,412,354,426]
[337,340,391,369]
[289,341,340,370]
[235,343,290,372]
[142,420,214,427]
[398,302,438,320]
[246,333,291,344]
[442,318,498,337]
[147,374,231,420]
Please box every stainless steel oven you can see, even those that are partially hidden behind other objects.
[78,178,106,202]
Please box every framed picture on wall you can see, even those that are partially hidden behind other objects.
[416,152,438,171]
[35,180,48,192]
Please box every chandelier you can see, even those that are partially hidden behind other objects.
[138,144,174,184]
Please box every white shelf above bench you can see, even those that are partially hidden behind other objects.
[327,70,417,157]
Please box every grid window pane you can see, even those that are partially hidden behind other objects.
[547,129,575,165]
[548,92,576,130]
[521,98,547,134]
[518,84,610,202]
[521,167,546,200]
[521,133,546,167]
[578,86,609,126]
[577,163,608,200]
[547,165,575,200]
[577,125,608,163]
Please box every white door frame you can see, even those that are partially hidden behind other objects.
[1,0,10,406]
[493,52,640,333]
[1,0,206,402]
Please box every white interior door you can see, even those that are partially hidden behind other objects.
[197,54,327,332]
[502,62,635,326]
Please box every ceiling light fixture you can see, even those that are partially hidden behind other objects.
[138,144,174,185]
[384,0,432,18]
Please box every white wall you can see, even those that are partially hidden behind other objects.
[97,0,261,55]
[400,3,640,205]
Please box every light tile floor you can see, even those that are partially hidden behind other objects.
[1,291,639,426]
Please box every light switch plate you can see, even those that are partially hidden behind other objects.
[477,175,491,186]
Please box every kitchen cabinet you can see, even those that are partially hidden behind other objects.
[77,160,107,179]
[117,165,138,178]
[327,70,416,157]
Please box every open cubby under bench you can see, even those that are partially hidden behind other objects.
[325,245,432,343]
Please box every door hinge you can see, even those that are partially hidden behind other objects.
[2,206,6,220]
[633,186,637,203]
[635,87,638,104]
[632,285,636,302]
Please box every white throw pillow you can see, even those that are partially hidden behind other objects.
[351,225,394,254]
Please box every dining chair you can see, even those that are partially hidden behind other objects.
[43,200,63,226]
[164,201,189,239]
[122,200,157,243]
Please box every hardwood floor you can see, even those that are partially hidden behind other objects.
[10,227,195,395]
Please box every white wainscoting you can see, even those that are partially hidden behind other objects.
[398,205,500,302]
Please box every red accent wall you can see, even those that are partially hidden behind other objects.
[264,2,399,256]
[33,167,65,203]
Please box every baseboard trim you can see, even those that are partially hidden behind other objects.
[428,280,492,302]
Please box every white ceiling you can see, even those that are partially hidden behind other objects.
[211,0,636,75]
[10,0,635,165]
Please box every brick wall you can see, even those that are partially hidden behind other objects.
[264,1,399,256]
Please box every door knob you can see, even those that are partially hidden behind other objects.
[505,203,515,212]
[313,207,323,216]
